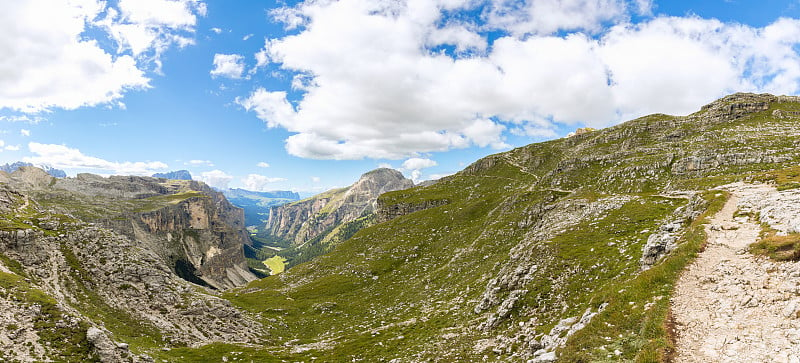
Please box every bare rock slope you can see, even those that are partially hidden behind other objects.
[0,168,261,361]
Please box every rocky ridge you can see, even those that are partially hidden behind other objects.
[0,168,261,361]
[265,168,413,246]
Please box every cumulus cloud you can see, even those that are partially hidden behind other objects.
[241,174,287,191]
[488,0,630,36]
[240,0,800,160]
[23,142,168,175]
[197,170,234,189]
[99,0,205,59]
[20,129,30,137]
[210,53,246,79]
[256,161,271,168]
[0,0,205,113]
[401,157,438,183]
[4,145,20,151]
[402,157,438,170]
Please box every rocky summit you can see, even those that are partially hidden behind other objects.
[256,168,414,269]
[3,93,800,361]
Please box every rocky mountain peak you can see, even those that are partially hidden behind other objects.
[698,92,800,119]
[346,168,414,209]
[152,170,193,180]
[8,165,55,189]
[260,168,414,268]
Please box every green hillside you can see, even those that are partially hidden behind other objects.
[154,93,800,361]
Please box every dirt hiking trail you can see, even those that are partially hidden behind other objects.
[672,184,800,362]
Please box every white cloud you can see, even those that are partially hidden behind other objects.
[4,145,20,151]
[23,142,168,175]
[20,129,30,137]
[187,159,214,166]
[197,169,233,189]
[0,1,148,112]
[241,1,800,160]
[243,33,254,41]
[488,0,630,36]
[634,0,653,15]
[211,54,246,79]
[402,157,438,170]
[0,0,205,113]
[211,27,222,34]
[257,161,271,168]
[0,115,45,124]
[241,174,287,191]
[311,176,321,183]
[101,0,205,58]
[401,157,438,183]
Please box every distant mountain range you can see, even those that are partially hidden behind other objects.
[0,161,66,178]
[222,188,301,227]
[152,170,193,180]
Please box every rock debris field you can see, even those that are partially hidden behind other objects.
[672,183,800,362]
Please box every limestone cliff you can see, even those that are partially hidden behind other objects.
[0,171,262,361]
[265,168,413,245]
[6,167,256,289]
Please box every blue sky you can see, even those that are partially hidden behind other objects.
[2,0,800,193]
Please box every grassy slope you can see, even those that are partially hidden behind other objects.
[179,99,798,361]
[6,96,800,361]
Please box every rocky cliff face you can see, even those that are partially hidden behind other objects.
[152,170,193,180]
[265,168,413,245]
[0,170,261,361]
[4,167,255,289]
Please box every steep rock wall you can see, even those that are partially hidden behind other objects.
[265,168,414,245]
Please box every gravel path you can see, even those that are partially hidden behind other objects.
[672,185,800,362]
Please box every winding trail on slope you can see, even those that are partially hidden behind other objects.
[672,188,800,362]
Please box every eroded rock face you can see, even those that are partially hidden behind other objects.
[0,180,263,361]
[3,169,256,290]
[127,190,254,289]
[266,168,414,245]
[376,199,450,223]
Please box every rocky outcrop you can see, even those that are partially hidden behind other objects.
[265,168,413,245]
[0,176,264,361]
[640,193,705,269]
[128,193,255,289]
[3,168,255,290]
[376,199,450,223]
